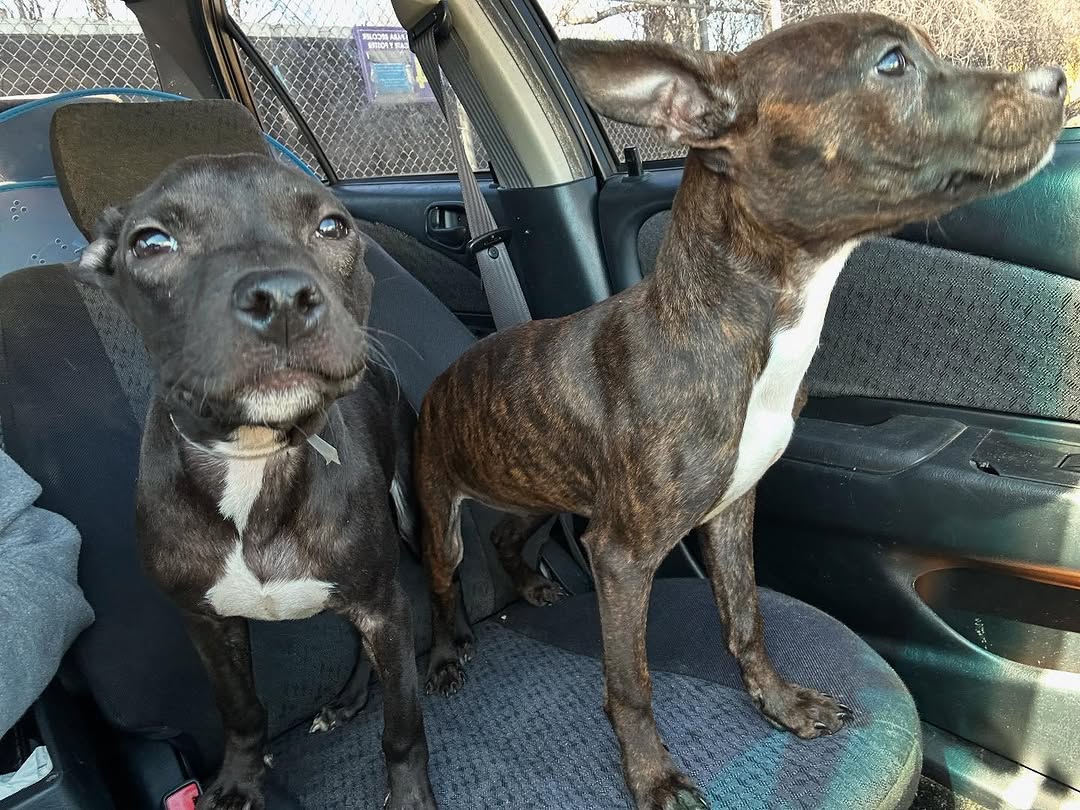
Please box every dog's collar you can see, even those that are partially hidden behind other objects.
[169,415,340,464]
[169,415,290,460]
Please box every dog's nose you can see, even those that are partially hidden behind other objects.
[1022,66,1068,100]
[231,270,326,344]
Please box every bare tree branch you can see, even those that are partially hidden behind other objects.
[85,0,111,20]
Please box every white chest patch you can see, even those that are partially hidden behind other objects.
[206,542,334,621]
[710,243,856,520]
[205,439,333,620]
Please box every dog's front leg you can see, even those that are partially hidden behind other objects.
[184,612,268,810]
[345,582,437,810]
[699,489,851,737]
[589,533,708,810]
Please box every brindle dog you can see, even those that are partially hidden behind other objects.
[416,13,1065,809]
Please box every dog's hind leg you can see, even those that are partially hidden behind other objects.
[390,397,421,555]
[491,513,565,606]
[699,488,851,738]
[309,626,372,733]
[587,527,708,810]
[416,460,473,696]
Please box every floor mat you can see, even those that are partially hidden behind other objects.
[911,777,991,810]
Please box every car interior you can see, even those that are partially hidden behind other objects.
[0,1,1078,809]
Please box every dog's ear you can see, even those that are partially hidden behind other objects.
[71,206,124,288]
[559,39,737,147]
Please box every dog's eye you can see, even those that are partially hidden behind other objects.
[876,48,908,77]
[131,228,178,259]
[315,215,348,240]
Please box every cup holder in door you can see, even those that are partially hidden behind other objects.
[916,567,1080,674]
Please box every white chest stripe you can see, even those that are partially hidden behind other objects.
[197,437,334,620]
[217,456,268,537]
[712,243,856,519]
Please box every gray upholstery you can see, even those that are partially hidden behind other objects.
[638,211,1080,422]
[811,239,1080,421]
[271,582,921,810]
[0,99,923,809]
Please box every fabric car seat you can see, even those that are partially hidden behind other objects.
[0,98,922,809]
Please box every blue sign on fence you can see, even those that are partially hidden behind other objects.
[353,26,434,104]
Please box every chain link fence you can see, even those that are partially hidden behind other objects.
[1,0,486,179]
[4,0,1075,175]
[0,1,159,100]
[231,1,487,179]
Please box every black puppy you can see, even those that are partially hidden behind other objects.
[73,153,436,810]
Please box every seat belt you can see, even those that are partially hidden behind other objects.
[409,5,531,330]
[409,5,593,587]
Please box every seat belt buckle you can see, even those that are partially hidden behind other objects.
[407,0,451,48]
[162,780,201,810]
[467,226,512,256]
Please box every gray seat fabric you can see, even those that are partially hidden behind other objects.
[638,210,1080,423]
[271,582,921,810]
[0,242,921,809]
[0,99,922,809]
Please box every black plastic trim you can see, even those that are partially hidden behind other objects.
[786,415,965,474]
[497,176,611,317]
[222,14,338,183]
[754,395,1080,788]
[596,168,681,292]
[0,685,115,809]
[333,178,498,268]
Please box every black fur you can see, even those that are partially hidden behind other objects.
[73,153,436,810]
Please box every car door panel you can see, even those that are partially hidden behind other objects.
[335,175,609,331]
[756,399,1080,791]
[594,139,1080,791]
[334,179,498,335]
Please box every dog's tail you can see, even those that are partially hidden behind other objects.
[390,396,421,557]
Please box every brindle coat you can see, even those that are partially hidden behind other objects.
[415,13,1065,809]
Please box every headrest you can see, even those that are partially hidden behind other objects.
[51,99,270,239]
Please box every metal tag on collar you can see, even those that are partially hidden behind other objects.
[307,434,340,465]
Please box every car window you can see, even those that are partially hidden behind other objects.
[538,0,1080,164]
[228,0,487,181]
[0,0,160,108]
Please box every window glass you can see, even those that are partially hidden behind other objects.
[537,0,1080,162]
[0,0,160,105]
[229,0,487,179]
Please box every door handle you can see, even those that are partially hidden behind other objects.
[425,202,468,251]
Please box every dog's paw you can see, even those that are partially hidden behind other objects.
[518,574,567,607]
[425,657,467,697]
[425,630,474,697]
[755,683,852,739]
[196,777,265,810]
[638,769,709,810]
[309,699,366,734]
